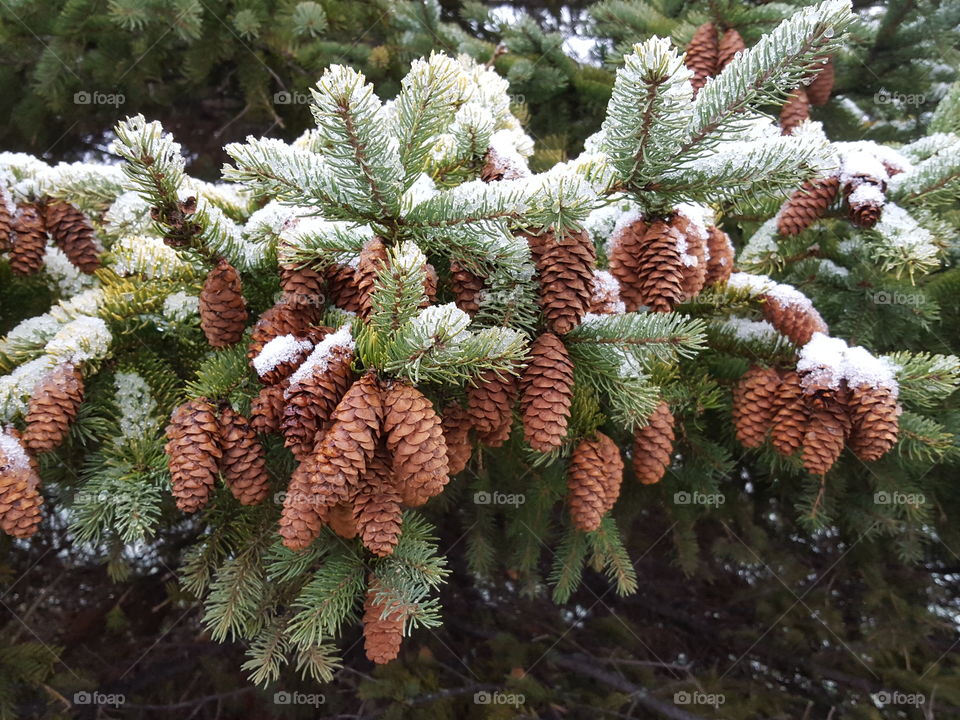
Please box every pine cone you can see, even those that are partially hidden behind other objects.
[250,384,287,435]
[762,294,828,346]
[248,302,304,361]
[780,88,810,135]
[806,57,834,106]
[354,454,403,556]
[9,203,46,276]
[356,237,388,319]
[717,28,745,71]
[733,366,781,448]
[383,381,448,507]
[327,502,359,539]
[521,333,574,453]
[441,403,473,476]
[0,195,13,252]
[704,226,734,286]
[676,219,707,302]
[450,261,484,317]
[324,263,363,313]
[770,371,808,456]
[529,228,596,334]
[567,432,624,532]
[423,263,438,306]
[632,400,674,485]
[200,258,248,347]
[280,345,355,460]
[777,176,840,236]
[0,434,43,539]
[847,383,900,461]
[467,371,518,445]
[219,405,270,505]
[280,262,325,319]
[634,218,685,312]
[254,335,316,386]
[363,578,404,664]
[312,373,383,507]
[21,363,84,454]
[608,217,648,312]
[801,400,850,475]
[43,201,101,273]
[279,455,329,550]
[685,22,719,95]
[588,270,625,314]
[164,398,221,513]
[847,182,884,229]
[480,146,528,182]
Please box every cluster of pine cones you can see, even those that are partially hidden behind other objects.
[683,22,834,133]
[0,196,102,276]
[0,363,85,538]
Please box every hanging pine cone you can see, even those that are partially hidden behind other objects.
[450,261,484,317]
[247,301,316,362]
[312,372,383,507]
[441,403,473,476]
[704,226,734,286]
[777,176,840,236]
[279,455,329,550]
[383,381,449,507]
[770,371,808,456]
[9,203,46,276]
[280,344,355,460]
[521,333,574,453]
[253,334,316,386]
[567,432,624,532]
[250,384,287,435]
[632,400,675,485]
[685,22,719,95]
[806,57,834,106]
[219,405,270,505]
[801,401,850,475]
[608,217,647,312]
[467,371,518,447]
[732,366,781,448]
[21,363,84,454]
[363,577,404,664]
[0,433,44,539]
[762,294,828,346]
[634,218,685,312]
[280,261,325,319]
[847,383,900,461]
[530,228,596,335]
[354,450,403,556]
[356,237,389,319]
[43,201,102,273]
[717,28,745,71]
[780,88,810,135]
[846,182,884,229]
[588,270,625,314]
[675,218,707,302]
[325,262,363,313]
[422,263,438,306]
[164,398,221,513]
[200,258,248,347]
[327,502,359,539]
[0,194,13,252]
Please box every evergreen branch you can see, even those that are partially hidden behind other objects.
[286,548,367,651]
[368,241,428,339]
[587,516,638,596]
[550,525,588,604]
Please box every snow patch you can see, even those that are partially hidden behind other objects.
[253,335,313,378]
[286,325,354,389]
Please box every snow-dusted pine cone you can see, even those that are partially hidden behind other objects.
[247,302,304,361]
[777,176,840,236]
[9,203,46,276]
[356,237,389,319]
[0,433,44,539]
[588,270,625,314]
[608,216,647,312]
[685,22,718,94]
[732,366,781,448]
[762,293,828,347]
[164,398,221,513]
[44,201,102,272]
[200,258,248,347]
[717,28,745,71]
[219,405,270,505]
[632,400,674,485]
[704,226,734,286]
[676,217,707,302]
[383,381,448,507]
[21,363,84,454]
[0,194,13,252]
[521,333,574,453]
[847,383,900,461]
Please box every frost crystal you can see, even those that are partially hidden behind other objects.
[114,372,159,441]
[162,291,200,322]
[0,429,30,471]
[104,191,154,236]
[0,356,58,421]
[253,335,313,377]
[797,332,848,389]
[45,316,112,364]
[112,235,190,279]
[722,317,780,343]
[726,272,776,296]
[43,244,96,297]
[408,303,472,348]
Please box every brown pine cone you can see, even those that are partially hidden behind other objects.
[43,201,102,273]
[383,381,448,507]
[441,403,473,476]
[632,400,674,485]
[9,203,46,276]
[780,88,810,135]
[248,302,303,361]
[847,383,900,461]
[732,366,781,448]
[324,262,363,313]
[0,434,43,539]
[777,176,840,236]
[0,194,13,252]
[21,363,84,454]
[354,461,403,557]
[704,226,734,286]
[846,182,884,229]
[250,384,287,435]
[363,577,404,664]
[356,237,389,319]
[806,57,834,106]
[770,371,808,456]
[588,270,624,314]
[279,455,329,550]
[219,405,270,505]
[280,262,325,318]
[200,258,248,347]
[608,217,648,312]
[530,228,596,335]
[717,28,745,71]
[568,431,624,531]
[676,220,707,303]
[521,333,574,453]
[423,263,438,306]
[281,345,355,460]
[480,146,528,182]
[762,294,828,346]
[467,371,518,444]
[801,401,850,475]
[164,398,221,513]
[685,22,718,95]
[634,218,685,313]
[327,502,359,539]
[313,373,383,507]
[253,334,315,386]
[450,261,485,317]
